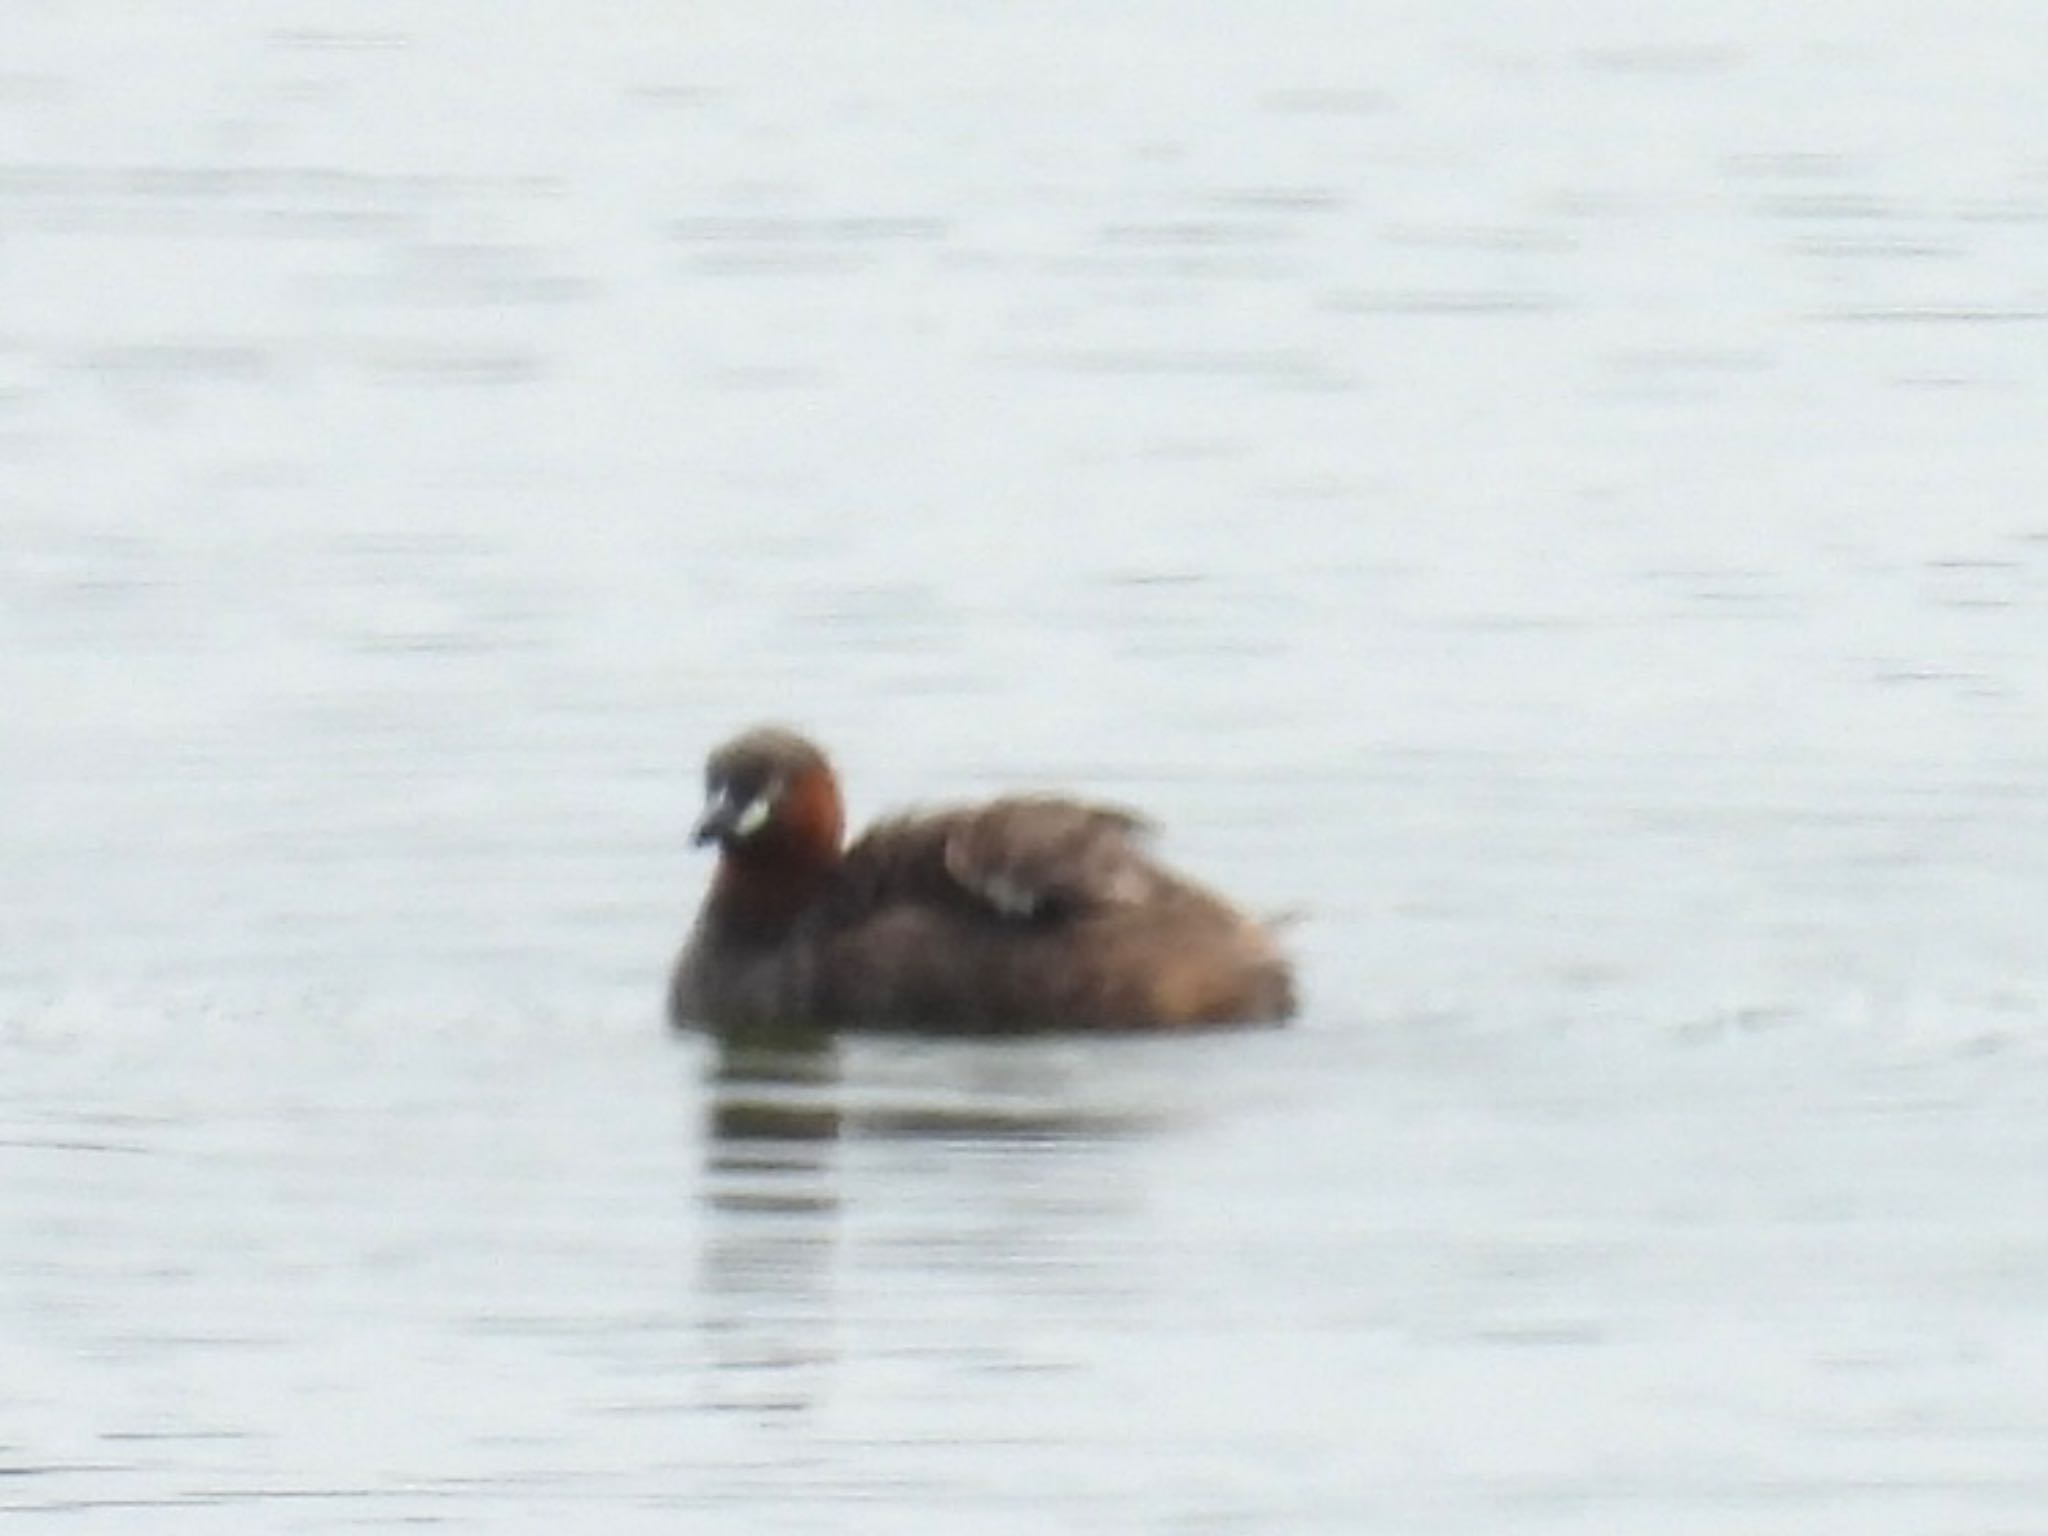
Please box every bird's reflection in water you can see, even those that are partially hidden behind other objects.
[695,1023,1160,1420]
[697,1024,844,1418]
[706,1024,846,1158]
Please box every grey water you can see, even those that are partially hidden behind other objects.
[6,5,2048,1530]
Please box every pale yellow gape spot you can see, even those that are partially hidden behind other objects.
[731,790,773,838]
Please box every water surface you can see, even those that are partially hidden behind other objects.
[5,5,2048,1530]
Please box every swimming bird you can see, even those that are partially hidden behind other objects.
[668,726,1296,1034]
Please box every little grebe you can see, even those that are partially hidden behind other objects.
[668,727,1296,1034]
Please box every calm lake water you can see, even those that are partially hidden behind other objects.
[6,6,2048,1530]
